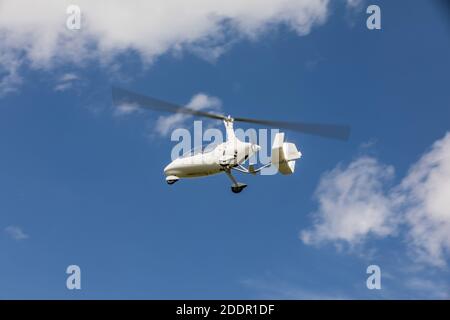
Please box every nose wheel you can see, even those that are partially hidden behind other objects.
[165,175,179,185]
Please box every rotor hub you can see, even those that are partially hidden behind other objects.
[225,115,234,122]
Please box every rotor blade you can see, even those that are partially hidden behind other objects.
[233,117,351,141]
[112,87,350,141]
[111,87,226,121]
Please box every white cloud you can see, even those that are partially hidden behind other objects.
[54,72,80,91]
[4,225,29,240]
[0,51,23,96]
[113,102,141,117]
[155,93,222,136]
[346,0,363,8]
[397,133,450,267]
[0,0,336,93]
[301,133,450,267]
[59,73,79,82]
[300,157,397,246]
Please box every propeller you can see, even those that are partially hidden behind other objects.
[111,87,351,141]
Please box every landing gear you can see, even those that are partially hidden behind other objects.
[225,170,247,194]
[165,175,179,185]
[231,184,247,193]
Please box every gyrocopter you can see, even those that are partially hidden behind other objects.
[112,87,350,194]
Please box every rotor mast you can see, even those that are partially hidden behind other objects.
[224,115,236,141]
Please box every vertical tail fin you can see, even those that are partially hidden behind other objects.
[271,133,302,175]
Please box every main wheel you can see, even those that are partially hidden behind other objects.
[231,186,245,193]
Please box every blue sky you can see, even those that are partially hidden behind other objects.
[1,0,450,299]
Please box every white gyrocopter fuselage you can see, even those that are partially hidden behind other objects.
[164,117,302,193]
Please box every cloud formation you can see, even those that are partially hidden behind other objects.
[113,102,141,117]
[301,157,397,246]
[54,72,80,92]
[301,133,450,267]
[0,0,349,95]
[4,226,29,240]
[398,133,450,267]
[155,93,222,136]
[0,51,22,96]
